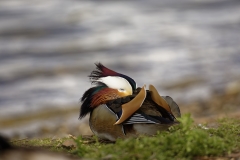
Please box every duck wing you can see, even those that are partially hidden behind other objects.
[162,96,181,118]
[106,89,179,125]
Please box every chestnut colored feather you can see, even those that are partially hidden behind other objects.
[91,88,121,107]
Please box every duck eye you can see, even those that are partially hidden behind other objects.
[119,88,125,92]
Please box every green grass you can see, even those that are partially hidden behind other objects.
[12,137,70,152]
[12,114,240,160]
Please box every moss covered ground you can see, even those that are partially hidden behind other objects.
[12,114,240,160]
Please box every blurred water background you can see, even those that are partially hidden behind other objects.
[0,0,240,138]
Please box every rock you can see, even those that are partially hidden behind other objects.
[62,139,77,149]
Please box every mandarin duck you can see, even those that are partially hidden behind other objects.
[79,63,181,141]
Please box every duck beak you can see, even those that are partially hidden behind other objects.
[149,84,171,113]
[114,85,146,125]
[125,89,133,96]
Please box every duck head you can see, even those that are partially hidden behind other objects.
[79,63,137,119]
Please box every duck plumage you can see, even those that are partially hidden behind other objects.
[79,63,181,141]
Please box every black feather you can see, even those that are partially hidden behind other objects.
[89,62,105,80]
[79,88,94,119]
[79,84,107,119]
[145,93,175,121]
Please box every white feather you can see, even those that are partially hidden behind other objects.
[97,76,133,95]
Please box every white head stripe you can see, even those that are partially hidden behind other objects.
[97,76,133,95]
